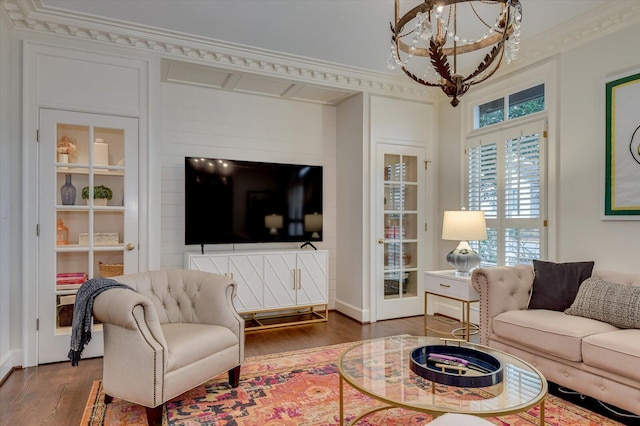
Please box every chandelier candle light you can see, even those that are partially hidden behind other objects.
[389,0,522,106]
[442,209,487,275]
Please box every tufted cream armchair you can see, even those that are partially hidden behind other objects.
[93,269,244,426]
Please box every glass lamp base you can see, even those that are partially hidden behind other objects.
[446,240,480,275]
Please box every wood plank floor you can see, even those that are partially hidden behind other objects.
[1,312,462,425]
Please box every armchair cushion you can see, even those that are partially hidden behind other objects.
[162,323,239,371]
[528,260,594,311]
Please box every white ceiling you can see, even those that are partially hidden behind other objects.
[34,0,615,104]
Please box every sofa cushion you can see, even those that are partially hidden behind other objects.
[565,277,640,329]
[162,323,238,372]
[492,309,619,362]
[528,260,594,311]
[582,329,640,382]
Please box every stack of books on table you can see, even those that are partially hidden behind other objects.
[56,272,88,291]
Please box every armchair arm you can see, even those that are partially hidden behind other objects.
[93,287,168,407]
[471,265,534,345]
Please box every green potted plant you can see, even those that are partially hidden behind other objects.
[82,185,113,206]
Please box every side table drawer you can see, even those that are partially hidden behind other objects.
[424,274,478,301]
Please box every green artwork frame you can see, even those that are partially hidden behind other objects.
[604,71,640,218]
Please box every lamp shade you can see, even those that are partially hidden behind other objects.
[442,210,487,241]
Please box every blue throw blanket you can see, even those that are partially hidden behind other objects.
[68,277,134,366]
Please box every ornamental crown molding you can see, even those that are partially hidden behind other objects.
[2,0,640,103]
[0,0,434,102]
[515,0,640,71]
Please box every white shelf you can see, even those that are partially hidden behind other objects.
[56,164,124,175]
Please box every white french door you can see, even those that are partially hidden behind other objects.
[37,109,139,363]
[376,144,427,320]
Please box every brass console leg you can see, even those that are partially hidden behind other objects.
[539,398,545,426]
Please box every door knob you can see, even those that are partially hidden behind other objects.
[378,239,385,244]
[126,243,135,251]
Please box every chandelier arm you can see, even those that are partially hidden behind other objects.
[399,67,442,88]
[466,46,505,85]
[463,4,511,82]
[429,39,455,85]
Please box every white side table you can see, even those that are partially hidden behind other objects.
[424,270,479,341]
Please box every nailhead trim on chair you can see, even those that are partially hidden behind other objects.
[131,303,166,406]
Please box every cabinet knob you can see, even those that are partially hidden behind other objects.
[126,243,135,251]
[378,239,385,244]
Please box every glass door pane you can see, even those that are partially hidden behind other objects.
[382,153,419,301]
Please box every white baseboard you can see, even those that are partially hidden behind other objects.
[334,299,369,323]
[0,349,20,383]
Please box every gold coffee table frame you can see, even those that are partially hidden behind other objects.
[338,336,547,425]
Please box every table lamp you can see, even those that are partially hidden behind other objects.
[442,209,487,275]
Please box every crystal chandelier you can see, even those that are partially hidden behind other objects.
[389,0,522,107]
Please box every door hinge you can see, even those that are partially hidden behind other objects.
[36,129,40,142]
[424,160,431,170]
[36,318,39,331]
[543,130,548,138]
[36,224,40,236]
[425,223,428,232]
[543,219,548,227]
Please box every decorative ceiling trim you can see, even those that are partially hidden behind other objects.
[514,1,640,71]
[0,0,435,101]
[2,0,640,102]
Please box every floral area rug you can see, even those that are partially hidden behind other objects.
[81,339,623,425]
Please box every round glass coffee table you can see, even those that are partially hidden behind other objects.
[338,335,547,425]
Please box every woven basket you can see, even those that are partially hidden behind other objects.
[98,261,123,278]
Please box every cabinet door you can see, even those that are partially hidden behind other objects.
[228,254,263,312]
[38,109,138,364]
[263,253,297,309]
[296,251,328,305]
[189,254,229,276]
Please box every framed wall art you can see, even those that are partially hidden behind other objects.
[604,70,640,219]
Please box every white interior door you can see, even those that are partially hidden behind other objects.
[37,109,139,364]
[376,145,426,320]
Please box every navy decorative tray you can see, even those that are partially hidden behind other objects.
[410,344,503,388]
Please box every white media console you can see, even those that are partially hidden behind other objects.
[185,249,329,330]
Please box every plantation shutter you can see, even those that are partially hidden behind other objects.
[465,119,546,266]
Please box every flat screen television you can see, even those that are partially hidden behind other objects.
[185,157,323,246]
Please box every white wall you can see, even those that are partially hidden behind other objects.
[335,93,367,320]
[557,24,640,271]
[159,82,338,307]
[0,11,15,380]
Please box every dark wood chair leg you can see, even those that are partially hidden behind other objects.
[145,405,163,426]
[228,365,241,388]
[104,394,113,404]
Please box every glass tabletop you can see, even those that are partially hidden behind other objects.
[338,335,548,417]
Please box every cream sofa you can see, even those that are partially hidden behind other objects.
[471,265,640,416]
[93,270,245,425]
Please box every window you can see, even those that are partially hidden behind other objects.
[466,119,546,266]
[476,84,544,129]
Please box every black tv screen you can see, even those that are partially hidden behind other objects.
[185,157,323,245]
